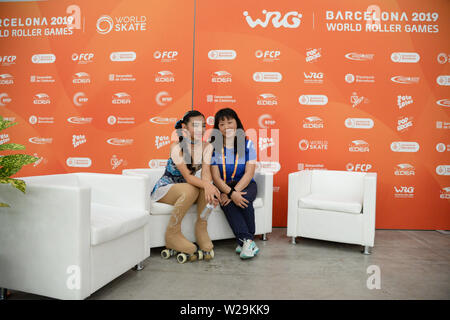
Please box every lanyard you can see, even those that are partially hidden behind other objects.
[222,147,239,181]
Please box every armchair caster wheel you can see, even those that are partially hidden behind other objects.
[362,246,372,255]
[261,234,268,241]
[134,261,144,271]
[0,288,8,300]
[291,237,296,245]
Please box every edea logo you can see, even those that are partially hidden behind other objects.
[107,138,134,146]
[258,114,276,128]
[253,72,282,82]
[208,50,236,60]
[155,91,172,106]
[344,52,374,61]
[33,93,50,104]
[391,52,420,63]
[0,73,14,85]
[257,93,278,106]
[0,93,12,106]
[243,10,302,28]
[153,50,178,62]
[394,186,415,199]
[255,50,280,62]
[148,159,168,169]
[345,118,374,129]
[437,53,449,64]
[31,54,55,64]
[350,92,369,108]
[66,157,92,168]
[155,71,175,83]
[67,116,93,125]
[436,143,449,153]
[436,165,450,176]
[299,94,328,106]
[391,76,420,84]
[306,48,321,63]
[72,72,90,84]
[397,95,413,109]
[110,51,136,62]
[73,92,88,107]
[436,75,450,86]
[299,139,328,151]
[71,53,94,64]
[436,99,449,107]
[155,136,170,149]
[397,116,413,132]
[346,163,372,172]
[0,55,16,66]
[211,71,232,83]
[112,92,131,104]
[390,141,420,152]
[303,72,324,84]
[303,116,324,129]
[395,163,415,176]
[96,14,147,35]
[349,140,370,152]
[149,117,177,125]
[440,187,450,199]
[72,134,86,148]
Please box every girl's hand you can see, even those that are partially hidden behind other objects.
[230,191,249,208]
[204,182,220,205]
[220,193,231,206]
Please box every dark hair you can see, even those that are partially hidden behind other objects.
[174,110,204,173]
[212,108,246,158]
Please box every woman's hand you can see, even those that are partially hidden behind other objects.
[204,182,220,205]
[220,193,232,206]
[230,191,249,208]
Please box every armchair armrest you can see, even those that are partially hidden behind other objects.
[254,171,273,233]
[287,170,312,237]
[362,172,377,246]
[76,173,150,211]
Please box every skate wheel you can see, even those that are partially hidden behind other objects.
[177,253,188,264]
[210,249,215,259]
[161,249,171,259]
[197,250,204,260]
[204,249,214,261]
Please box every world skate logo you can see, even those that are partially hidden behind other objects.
[397,95,413,109]
[440,187,450,199]
[0,93,12,106]
[303,116,324,129]
[107,138,134,146]
[397,116,413,132]
[96,14,147,35]
[112,92,131,104]
[155,136,170,149]
[72,134,86,148]
[345,52,374,61]
[306,48,321,63]
[299,139,328,151]
[111,155,127,170]
[257,93,278,106]
[0,74,14,85]
[258,114,276,128]
[349,140,369,152]
[243,10,302,28]
[259,137,275,151]
[72,72,90,84]
[211,71,232,83]
[391,76,420,84]
[351,92,369,108]
[155,71,175,83]
[67,116,93,125]
[0,133,10,145]
[394,186,415,199]
[156,91,173,106]
[395,163,415,176]
[33,93,51,105]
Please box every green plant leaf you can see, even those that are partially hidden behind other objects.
[0,202,10,207]
[0,154,38,168]
[0,118,17,131]
[0,143,26,151]
[0,177,26,193]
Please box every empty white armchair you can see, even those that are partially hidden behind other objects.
[0,173,150,300]
[287,170,377,254]
[122,168,273,248]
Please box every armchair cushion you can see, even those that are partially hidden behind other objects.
[299,193,362,214]
[90,203,149,246]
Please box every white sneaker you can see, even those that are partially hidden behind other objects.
[239,239,255,259]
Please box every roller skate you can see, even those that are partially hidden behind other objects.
[160,246,204,264]
[196,203,216,261]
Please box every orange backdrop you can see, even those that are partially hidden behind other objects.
[1,0,449,229]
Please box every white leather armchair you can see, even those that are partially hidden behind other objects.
[122,168,273,248]
[287,170,377,254]
[0,173,150,300]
